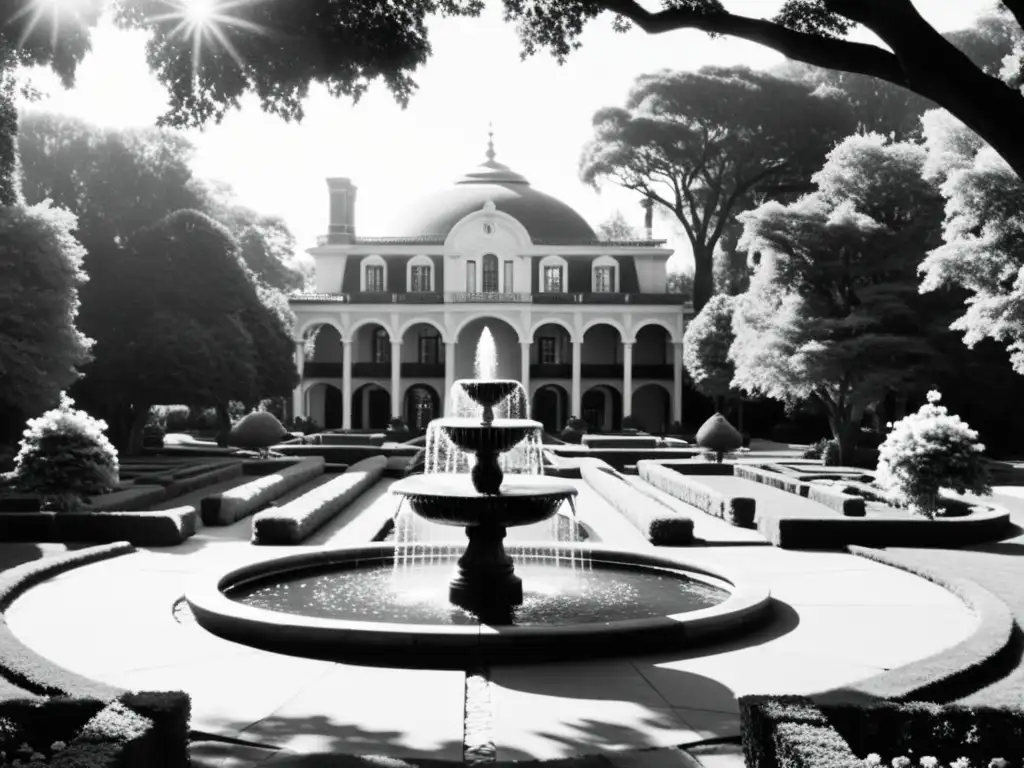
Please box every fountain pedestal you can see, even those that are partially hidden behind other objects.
[449,523,523,608]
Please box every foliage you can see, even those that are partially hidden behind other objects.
[667,268,694,301]
[682,294,736,402]
[228,410,288,455]
[917,108,1024,374]
[876,390,990,519]
[580,66,853,310]
[11,393,119,511]
[595,210,641,241]
[731,134,944,464]
[0,200,92,442]
[695,413,742,463]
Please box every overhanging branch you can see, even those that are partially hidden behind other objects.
[594,0,908,87]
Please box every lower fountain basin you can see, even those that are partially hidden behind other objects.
[185,544,774,666]
[391,474,576,528]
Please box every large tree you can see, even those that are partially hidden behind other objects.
[8,0,1024,181]
[580,67,853,310]
[731,134,944,464]
[0,202,92,444]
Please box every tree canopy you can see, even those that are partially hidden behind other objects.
[0,201,92,443]
[682,293,736,405]
[731,133,944,463]
[580,66,853,311]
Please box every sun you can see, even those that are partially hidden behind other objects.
[182,0,218,26]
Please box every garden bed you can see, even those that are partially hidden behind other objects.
[636,461,755,528]
[740,695,1024,768]
[580,459,693,545]
[0,507,198,547]
[200,456,325,526]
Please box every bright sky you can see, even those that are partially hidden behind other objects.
[22,0,987,272]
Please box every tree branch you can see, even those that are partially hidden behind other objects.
[1000,0,1024,33]
[594,0,908,87]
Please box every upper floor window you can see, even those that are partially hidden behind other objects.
[373,328,389,363]
[543,265,563,293]
[365,264,385,292]
[593,266,615,293]
[419,329,440,364]
[410,264,431,292]
[503,261,514,293]
[482,254,499,293]
[465,261,477,292]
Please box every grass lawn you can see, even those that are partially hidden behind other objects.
[866,488,1024,707]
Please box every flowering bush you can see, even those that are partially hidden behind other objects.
[11,393,119,511]
[863,754,1011,768]
[875,390,990,518]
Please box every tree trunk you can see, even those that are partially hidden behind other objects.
[736,397,745,435]
[714,395,723,414]
[126,403,151,456]
[692,243,715,313]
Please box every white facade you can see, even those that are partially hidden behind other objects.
[290,141,692,434]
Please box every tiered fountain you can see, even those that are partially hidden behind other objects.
[185,328,772,664]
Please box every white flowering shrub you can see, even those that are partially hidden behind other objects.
[12,393,119,511]
[863,755,1010,768]
[875,390,990,518]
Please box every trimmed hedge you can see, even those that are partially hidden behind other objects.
[55,699,157,767]
[0,543,133,700]
[87,485,168,513]
[637,461,755,528]
[163,462,243,499]
[837,546,1017,704]
[580,460,693,545]
[252,456,387,545]
[757,504,1010,550]
[201,456,325,526]
[734,464,865,517]
[0,508,198,547]
[740,695,1024,768]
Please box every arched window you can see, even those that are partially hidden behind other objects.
[482,253,499,293]
[407,254,433,292]
[592,255,619,293]
[539,255,568,293]
[361,255,387,292]
[373,328,389,363]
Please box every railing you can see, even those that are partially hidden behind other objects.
[316,234,445,246]
[445,292,533,303]
[352,362,389,377]
[530,364,572,379]
[303,362,344,377]
[307,361,670,380]
[291,291,683,306]
[529,363,674,379]
[303,362,445,378]
[401,362,444,377]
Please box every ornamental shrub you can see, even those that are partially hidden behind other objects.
[12,393,119,511]
[227,410,288,454]
[875,390,991,518]
[696,413,743,463]
[621,415,641,431]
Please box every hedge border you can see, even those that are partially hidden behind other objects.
[637,461,755,528]
[0,542,133,699]
[733,464,865,517]
[162,461,243,500]
[831,545,1019,704]
[580,460,693,545]
[252,456,387,545]
[201,456,325,526]
[0,508,198,547]
[86,485,168,513]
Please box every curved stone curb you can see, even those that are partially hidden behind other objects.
[0,541,135,700]
[819,545,1018,703]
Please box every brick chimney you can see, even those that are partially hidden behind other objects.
[641,198,654,240]
[326,177,357,243]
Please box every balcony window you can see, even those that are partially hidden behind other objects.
[503,261,514,293]
[543,265,563,293]
[466,261,477,292]
[373,328,389,363]
[539,336,560,364]
[419,330,439,364]
[365,264,385,292]
[593,266,615,293]
[410,265,431,292]
[482,254,499,293]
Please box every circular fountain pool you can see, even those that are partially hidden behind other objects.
[185,544,773,666]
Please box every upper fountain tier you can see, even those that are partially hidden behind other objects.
[455,379,521,425]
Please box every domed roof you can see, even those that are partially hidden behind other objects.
[384,132,597,243]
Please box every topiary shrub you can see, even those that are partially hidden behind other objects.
[696,413,743,463]
[876,390,991,519]
[11,393,119,511]
[227,410,289,457]
[621,415,641,431]
[386,417,411,441]
[560,416,586,445]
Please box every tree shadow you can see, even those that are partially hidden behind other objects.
[0,542,94,572]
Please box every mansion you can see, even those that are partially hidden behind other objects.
[289,137,692,435]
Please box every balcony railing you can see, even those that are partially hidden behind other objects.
[303,362,344,377]
[445,292,533,303]
[352,362,389,377]
[401,362,444,377]
[303,361,445,378]
[530,363,673,379]
[291,291,683,306]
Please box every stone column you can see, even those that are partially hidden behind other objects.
[571,340,582,418]
[390,340,402,419]
[673,341,684,425]
[520,341,531,417]
[292,341,305,420]
[622,341,634,418]
[342,340,353,430]
[444,341,456,415]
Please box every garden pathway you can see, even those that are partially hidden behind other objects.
[2,477,976,765]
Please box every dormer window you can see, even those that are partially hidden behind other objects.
[543,265,563,292]
[411,264,431,292]
[366,265,385,292]
[593,266,615,293]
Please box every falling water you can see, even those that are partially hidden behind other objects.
[474,327,499,380]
